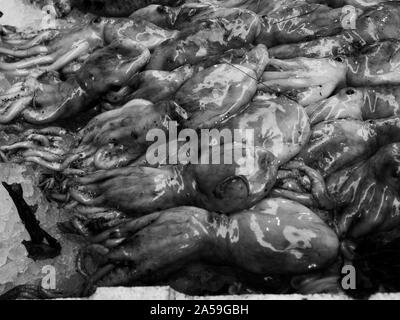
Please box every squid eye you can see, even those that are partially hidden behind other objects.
[166,56,175,65]
[392,164,400,177]
[334,56,344,63]
[157,6,167,13]
[109,85,121,92]
[346,89,355,95]
[92,17,102,24]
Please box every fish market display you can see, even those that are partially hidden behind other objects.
[2,0,400,299]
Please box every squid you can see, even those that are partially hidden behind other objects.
[0,13,91,47]
[130,2,219,29]
[0,24,103,77]
[0,45,270,176]
[70,0,184,17]
[22,45,269,173]
[66,91,310,219]
[135,1,359,49]
[68,142,278,216]
[269,2,400,59]
[0,198,339,297]
[296,116,400,177]
[268,33,360,60]
[320,0,398,8]
[306,86,400,125]
[66,99,186,172]
[131,2,244,30]
[256,1,363,47]
[258,56,347,106]
[103,44,269,112]
[260,40,400,106]
[219,93,311,165]
[145,7,262,71]
[0,16,176,77]
[174,44,269,129]
[275,115,400,237]
[76,198,338,290]
[345,41,400,87]
[100,64,194,108]
[131,0,298,30]
[328,143,400,239]
[0,38,150,124]
[212,0,312,15]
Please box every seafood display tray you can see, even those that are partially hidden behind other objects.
[3,0,400,300]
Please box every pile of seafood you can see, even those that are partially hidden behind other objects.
[2,0,400,298]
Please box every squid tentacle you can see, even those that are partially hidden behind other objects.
[0,46,49,58]
[283,161,334,210]
[0,55,55,70]
[21,149,63,162]
[0,97,32,123]
[69,187,105,207]
[88,212,163,244]
[270,188,317,208]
